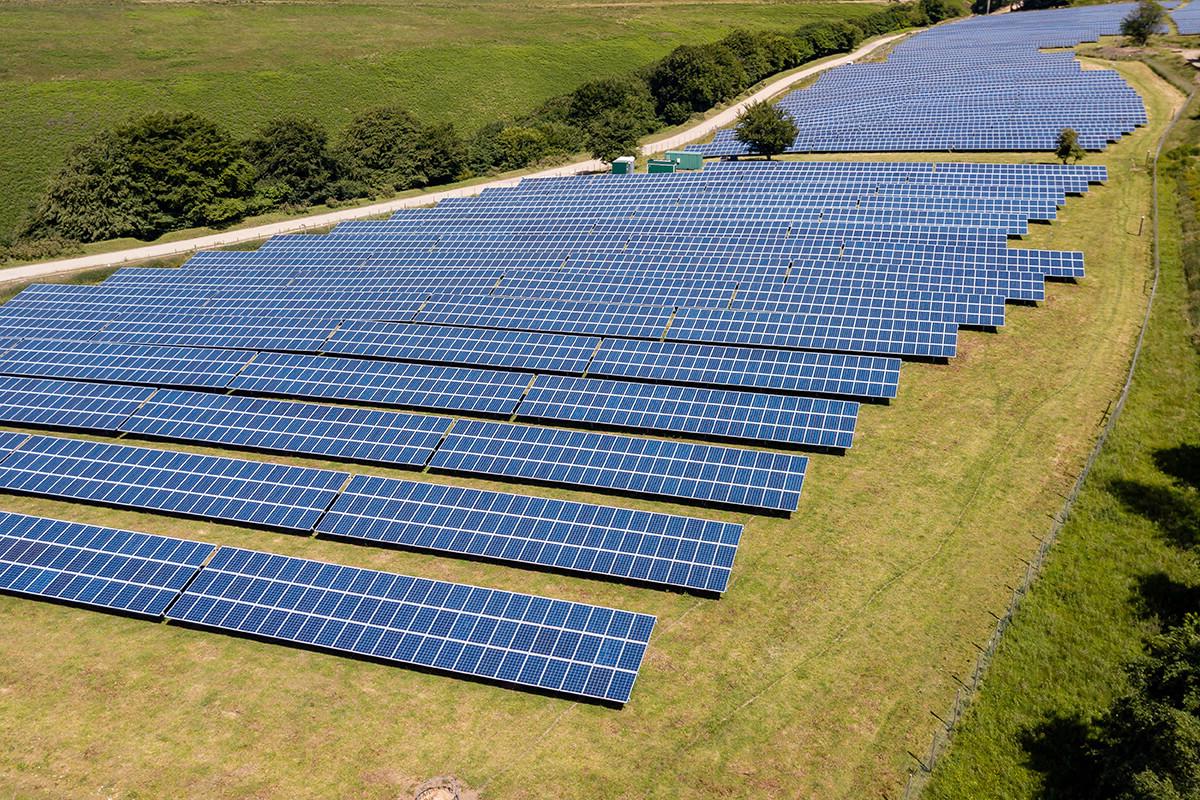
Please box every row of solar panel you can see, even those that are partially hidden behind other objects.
[0,510,653,703]
[0,375,812,513]
[0,432,741,594]
[691,3,1146,155]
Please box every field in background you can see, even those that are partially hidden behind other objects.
[0,0,885,241]
[0,58,1175,799]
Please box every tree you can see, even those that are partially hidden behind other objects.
[914,0,962,24]
[1084,615,1200,799]
[335,106,428,191]
[1121,0,1166,46]
[649,44,748,125]
[22,112,255,242]
[245,117,337,206]
[1056,128,1086,164]
[586,108,644,163]
[735,101,798,159]
[567,76,657,132]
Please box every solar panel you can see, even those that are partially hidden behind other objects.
[316,474,742,593]
[0,377,156,431]
[429,419,807,513]
[518,375,858,450]
[666,308,958,359]
[0,340,254,389]
[0,511,215,617]
[120,389,453,468]
[0,431,32,458]
[588,339,900,401]
[168,544,656,703]
[0,435,349,533]
[324,322,597,374]
[229,352,531,416]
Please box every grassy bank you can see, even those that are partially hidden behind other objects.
[0,0,884,240]
[923,68,1200,800]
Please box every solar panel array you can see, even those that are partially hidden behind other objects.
[693,3,1148,155]
[170,545,655,703]
[0,510,653,702]
[1172,1,1200,33]
[0,3,1120,700]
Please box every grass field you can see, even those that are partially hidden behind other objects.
[0,56,1176,799]
[0,0,885,243]
[921,63,1200,800]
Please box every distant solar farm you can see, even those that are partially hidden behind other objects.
[693,3,1148,156]
[0,2,1154,710]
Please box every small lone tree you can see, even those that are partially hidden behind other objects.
[1056,128,1086,164]
[734,101,798,159]
[1120,0,1166,46]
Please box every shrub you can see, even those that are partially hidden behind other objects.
[735,101,799,158]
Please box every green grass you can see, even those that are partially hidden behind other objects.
[0,57,1176,799]
[0,0,885,242]
[923,55,1200,800]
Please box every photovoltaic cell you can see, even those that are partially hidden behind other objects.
[120,389,453,468]
[0,435,349,533]
[429,419,807,513]
[324,322,597,374]
[0,340,255,389]
[0,511,215,617]
[316,474,742,593]
[229,352,531,416]
[168,544,656,703]
[518,375,858,450]
[0,376,156,431]
[587,339,900,401]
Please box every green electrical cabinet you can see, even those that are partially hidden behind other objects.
[610,156,636,174]
[647,159,677,174]
[665,150,704,171]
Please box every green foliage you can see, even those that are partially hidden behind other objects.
[649,44,747,124]
[335,106,427,192]
[245,117,337,206]
[735,100,799,158]
[913,0,962,25]
[22,112,255,243]
[12,1,927,247]
[1121,0,1167,47]
[586,108,644,163]
[1056,127,1087,164]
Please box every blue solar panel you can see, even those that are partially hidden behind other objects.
[518,375,858,450]
[0,377,156,431]
[324,322,596,374]
[0,340,254,389]
[119,389,452,468]
[316,474,742,593]
[0,431,32,458]
[666,308,958,359]
[229,352,530,416]
[168,545,656,703]
[692,4,1146,156]
[0,435,349,533]
[0,511,215,617]
[429,419,807,513]
[588,339,901,401]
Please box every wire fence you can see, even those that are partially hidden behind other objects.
[894,85,1196,800]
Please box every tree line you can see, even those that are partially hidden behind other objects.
[10,0,959,252]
